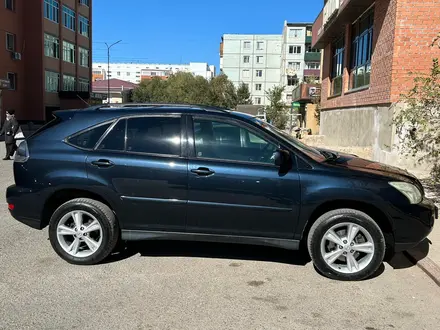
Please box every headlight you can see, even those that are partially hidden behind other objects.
[389,182,422,204]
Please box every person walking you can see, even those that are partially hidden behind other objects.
[0,109,19,160]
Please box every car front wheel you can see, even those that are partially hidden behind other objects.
[307,208,386,281]
[48,198,119,265]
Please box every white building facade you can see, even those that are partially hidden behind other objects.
[92,62,216,84]
[220,21,320,105]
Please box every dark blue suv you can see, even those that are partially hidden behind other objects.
[6,104,437,280]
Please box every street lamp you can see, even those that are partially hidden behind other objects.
[104,40,122,104]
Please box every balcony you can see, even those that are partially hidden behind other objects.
[305,35,312,44]
[312,0,375,48]
[303,69,321,77]
[292,83,321,102]
[304,52,321,61]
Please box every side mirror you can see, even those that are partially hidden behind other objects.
[274,149,289,167]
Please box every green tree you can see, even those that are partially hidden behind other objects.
[264,85,289,129]
[236,82,252,105]
[208,74,238,108]
[131,72,239,108]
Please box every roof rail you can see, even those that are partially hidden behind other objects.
[90,103,232,113]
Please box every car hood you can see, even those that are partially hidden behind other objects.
[315,148,418,182]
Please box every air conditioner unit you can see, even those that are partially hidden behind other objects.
[11,52,22,60]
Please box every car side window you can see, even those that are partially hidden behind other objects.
[126,117,181,155]
[193,119,278,164]
[68,123,111,149]
[97,120,126,151]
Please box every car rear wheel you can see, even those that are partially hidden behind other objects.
[307,208,385,281]
[49,198,119,265]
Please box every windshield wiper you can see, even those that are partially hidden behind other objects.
[319,150,338,160]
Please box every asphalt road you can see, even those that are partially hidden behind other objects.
[1,158,440,330]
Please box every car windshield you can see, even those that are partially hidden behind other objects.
[252,118,325,161]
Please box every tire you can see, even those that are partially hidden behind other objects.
[307,208,385,281]
[48,198,119,265]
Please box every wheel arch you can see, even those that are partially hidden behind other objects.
[300,200,395,250]
[41,188,117,229]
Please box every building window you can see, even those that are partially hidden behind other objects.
[7,73,16,90]
[79,15,89,38]
[256,70,263,77]
[44,34,60,58]
[5,0,14,10]
[127,72,131,76]
[289,29,302,38]
[243,83,249,90]
[255,97,261,105]
[286,94,292,102]
[255,84,262,91]
[331,37,345,96]
[306,62,320,69]
[44,0,59,23]
[256,56,263,63]
[63,41,75,63]
[45,71,59,92]
[350,8,374,89]
[62,5,75,31]
[63,75,76,91]
[256,41,264,50]
[243,41,251,49]
[79,47,89,67]
[243,56,250,63]
[288,62,301,71]
[117,72,121,76]
[6,33,15,51]
[242,70,250,78]
[79,0,89,6]
[289,46,302,54]
[287,76,299,86]
[79,78,89,92]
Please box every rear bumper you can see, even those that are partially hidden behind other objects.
[6,184,44,229]
[392,197,437,252]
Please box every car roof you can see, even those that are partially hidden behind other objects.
[56,103,257,121]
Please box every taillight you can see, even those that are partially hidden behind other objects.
[8,203,14,211]
[14,140,29,163]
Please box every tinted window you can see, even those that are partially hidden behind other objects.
[126,117,181,155]
[68,123,111,149]
[97,120,126,151]
[193,119,277,164]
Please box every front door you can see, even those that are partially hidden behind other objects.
[86,115,187,232]
[186,116,301,239]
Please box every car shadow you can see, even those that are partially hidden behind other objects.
[387,238,431,269]
[104,240,312,266]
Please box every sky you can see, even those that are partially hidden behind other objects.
[92,0,323,70]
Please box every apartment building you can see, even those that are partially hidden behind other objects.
[220,34,283,106]
[0,0,92,122]
[312,0,440,166]
[220,21,321,105]
[92,62,216,84]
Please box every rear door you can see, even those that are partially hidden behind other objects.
[85,114,188,232]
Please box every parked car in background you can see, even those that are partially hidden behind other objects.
[6,104,437,280]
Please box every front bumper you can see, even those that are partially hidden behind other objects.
[6,184,44,229]
[393,197,437,252]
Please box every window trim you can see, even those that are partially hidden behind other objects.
[187,114,284,167]
[5,0,14,11]
[7,72,16,90]
[62,5,76,31]
[91,114,185,158]
[44,33,60,59]
[44,0,59,23]
[5,32,15,51]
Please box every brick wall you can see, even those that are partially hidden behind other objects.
[321,0,398,110]
[390,0,440,101]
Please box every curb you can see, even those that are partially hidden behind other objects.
[403,251,440,287]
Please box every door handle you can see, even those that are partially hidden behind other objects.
[91,159,114,168]
[191,167,215,176]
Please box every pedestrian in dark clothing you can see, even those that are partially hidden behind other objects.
[0,109,19,160]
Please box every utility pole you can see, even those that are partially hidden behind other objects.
[104,40,122,104]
